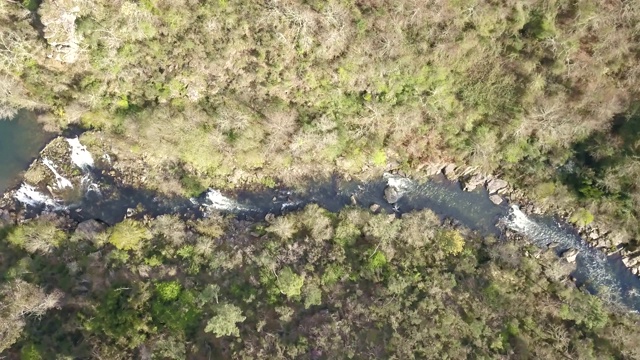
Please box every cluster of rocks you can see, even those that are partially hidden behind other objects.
[622,253,640,275]
[439,163,510,205]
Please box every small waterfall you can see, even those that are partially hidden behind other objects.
[66,137,94,170]
[14,183,65,210]
[42,158,73,189]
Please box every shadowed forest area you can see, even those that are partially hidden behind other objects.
[3,207,640,358]
[2,0,640,358]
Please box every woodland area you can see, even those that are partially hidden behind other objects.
[2,0,640,358]
[2,0,640,242]
[2,206,640,359]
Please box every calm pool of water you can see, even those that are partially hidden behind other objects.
[0,111,50,194]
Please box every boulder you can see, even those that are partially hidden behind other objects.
[384,186,402,204]
[486,178,508,194]
[75,219,107,240]
[0,209,11,227]
[265,213,275,223]
[562,248,579,263]
[489,194,503,205]
[463,173,485,191]
[369,204,381,213]
[443,164,457,180]
[622,256,639,268]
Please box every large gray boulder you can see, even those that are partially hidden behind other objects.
[443,164,457,180]
[463,173,485,191]
[486,178,508,194]
[75,219,107,241]
[384,186,401,204]
[562,248,579,263]
[489,194,503,205]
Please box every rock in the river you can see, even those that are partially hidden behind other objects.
[486,178,508,194]
[443,164,457,180]
[369,204,380,213]
[265,213,275,223]
[489,194,503,205]
[622,255,640,268]
[384,186,401,204]
[463,173,485,191]
[562,248,579,263]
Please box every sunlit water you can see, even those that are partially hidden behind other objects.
[0,111,50,194]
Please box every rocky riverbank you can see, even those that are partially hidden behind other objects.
[397,162,639,274]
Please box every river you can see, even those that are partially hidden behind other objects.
[0,111,51,194]
[3,126,640,313]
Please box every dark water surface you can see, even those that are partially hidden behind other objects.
[0,111,50,194]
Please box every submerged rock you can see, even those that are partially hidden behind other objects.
[562,248,579,263]
[384,186,401,204]
[486,178,508,194]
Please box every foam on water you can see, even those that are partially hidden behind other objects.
[42,158,73,189]
[81,174,101,195]
[384,172,414,192]
[503,205,630,306]
[281,200,303,212]
[203,189,252,213]
[14,183,64,209]
[66,137,94,170]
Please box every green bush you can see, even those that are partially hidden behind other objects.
[570,208,594,227]
[277,267,305,299]
[108,219,151,251]
[20,343,42,360]
[204,303,245,337]
[437,230,465,256]
[7,220,66,254]
[155,281,182,302]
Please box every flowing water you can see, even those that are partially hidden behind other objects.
[5,132,640,312]
[0,111,51,194]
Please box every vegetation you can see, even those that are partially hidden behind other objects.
[3,0,640,358]
[2,207,640,358]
